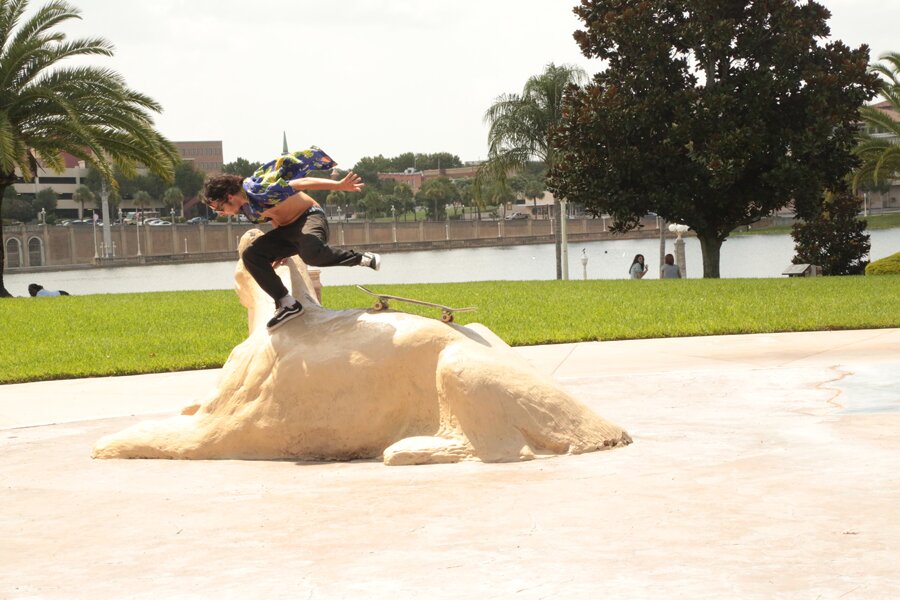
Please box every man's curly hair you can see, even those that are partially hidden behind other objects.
[202,174,244,204]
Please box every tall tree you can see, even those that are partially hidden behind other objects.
[222,157,262,178]
[792,187,870,275]
[162,186,184,218]
[418,176,460,220]
[72,184,94,219]
[482,63,587,279]
[853,52,900,193]
[549,0,878,277]
[33,187,57,215]
[0,0,179,296]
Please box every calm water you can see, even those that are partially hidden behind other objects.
[7,229,900,296]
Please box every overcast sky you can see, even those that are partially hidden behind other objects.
[52,0,899,168]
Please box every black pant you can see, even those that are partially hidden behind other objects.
[242,211,363,304]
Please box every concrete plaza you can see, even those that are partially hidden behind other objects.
[2,329,898,598]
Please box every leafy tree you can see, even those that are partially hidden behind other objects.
[34,187,57,214]
[174,161,205,199]
[482,63,587,278]
[222,157,262,177]
[0,0,179,295]
[418,176,460,220]
[162,187,184,217]
[792,187,870,275]
[853,52,900,192]
[352,155,393,186]
[72,185,94,218]
[91,186,120,220]
[549,0,879,278]
[1,186,35,222]
[133,190,152,215]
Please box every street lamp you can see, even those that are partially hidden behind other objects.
[668,223,689,277]
[391,204,397,243]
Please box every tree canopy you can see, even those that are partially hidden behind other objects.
[549,0,878,277]
[0,0,179,295]
[482,63,587,278]
[853,52,900,193]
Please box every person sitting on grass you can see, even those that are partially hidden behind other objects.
[660,253,682,279]
[201,147,381,331]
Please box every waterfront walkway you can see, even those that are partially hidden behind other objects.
[2,329,899,598]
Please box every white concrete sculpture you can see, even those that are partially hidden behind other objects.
[93,229,631,465]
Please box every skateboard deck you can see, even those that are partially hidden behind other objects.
[357,285,477,323]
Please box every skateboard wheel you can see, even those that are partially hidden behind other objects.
[441,312,453,323]
[374,300,387,311]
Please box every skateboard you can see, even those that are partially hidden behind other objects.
[356,285,477,323]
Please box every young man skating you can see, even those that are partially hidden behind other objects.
[202,147,380,331]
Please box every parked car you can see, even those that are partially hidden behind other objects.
[148,219,172,226]
[505,212,529,220]
[186,216,209,224]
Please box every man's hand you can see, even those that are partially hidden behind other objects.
[336,171,365,193]
[272,258,288,268]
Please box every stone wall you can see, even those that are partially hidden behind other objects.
[3,216,665,270]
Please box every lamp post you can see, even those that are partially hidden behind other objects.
[136,220,142,257]
[668,223,689,277]
[100,180,112,258]
[391,204,397,243]
[445,204,450,241]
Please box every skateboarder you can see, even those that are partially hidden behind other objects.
[202,147,381,331]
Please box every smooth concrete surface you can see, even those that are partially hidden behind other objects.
[1,329,899,599]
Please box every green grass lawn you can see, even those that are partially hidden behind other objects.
[2,276,898,384]
[733,211,900,236]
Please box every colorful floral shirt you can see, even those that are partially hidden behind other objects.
[239,147,336,223]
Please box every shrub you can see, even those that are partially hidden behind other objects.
[866,252,900,275]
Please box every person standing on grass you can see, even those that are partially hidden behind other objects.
[660,253,682,279]
[202,147,381,332]
[629,254,648,279]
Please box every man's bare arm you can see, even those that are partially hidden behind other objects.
[288,171,365,193]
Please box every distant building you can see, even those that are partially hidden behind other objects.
[377,164,482,194]
[9,140,224,219]
[172,140,223,175]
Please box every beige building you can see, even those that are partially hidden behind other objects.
[173,141,223,175]
[8,141,224,219]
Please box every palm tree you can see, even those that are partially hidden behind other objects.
[480,63,587,279]
[72,185,94,220]
[163,187,184,220]
[853,53,900,195]
[0,0,179,296]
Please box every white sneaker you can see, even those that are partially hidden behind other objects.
[361,252,381,271]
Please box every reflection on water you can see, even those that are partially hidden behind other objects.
[6,229,900,296]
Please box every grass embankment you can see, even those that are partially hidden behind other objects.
[734,211,900,236]
[2,276,898,384]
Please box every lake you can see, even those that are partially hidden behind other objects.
[6,229,900,296]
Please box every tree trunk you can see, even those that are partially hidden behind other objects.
[554,198,562,280]
[0,183,13,297]
[697,233,723,278]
